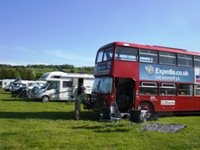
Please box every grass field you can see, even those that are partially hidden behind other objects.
[0,89,200,150]
[31,67,94,75]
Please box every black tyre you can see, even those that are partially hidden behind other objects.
[42,95,50,102]
[139,102,154,115]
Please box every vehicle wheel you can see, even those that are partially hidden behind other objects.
[139,102,154,115]
[42,96,49,102]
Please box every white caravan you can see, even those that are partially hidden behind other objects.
[2,79,15,91]
[32,71,94,102]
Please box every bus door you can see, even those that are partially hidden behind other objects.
[115,78,135,112]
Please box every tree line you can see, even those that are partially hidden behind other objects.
[0,64,74,69]
[0,64,94,80]
[0,67,37,80]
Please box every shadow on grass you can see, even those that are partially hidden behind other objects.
[94,128,130,133]
[0,91,11,95]
[71,122,130,133]
[1,98,76,103]
[0,111,100,121]
[1,98,41,102]
[72,125,101,130]
[1,98,79,103]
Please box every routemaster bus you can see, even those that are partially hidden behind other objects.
[90,41,200,115]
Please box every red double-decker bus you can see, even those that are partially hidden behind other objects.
[91,41,200,115]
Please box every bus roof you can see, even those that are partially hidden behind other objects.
[100,41,200,56]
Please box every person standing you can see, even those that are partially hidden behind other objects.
[75,83,87,120]
[77,83,86,96]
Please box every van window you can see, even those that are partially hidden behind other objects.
[63,81,72,88]
[48,82,58,90]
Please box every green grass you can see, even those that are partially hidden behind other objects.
[0,89,200,150]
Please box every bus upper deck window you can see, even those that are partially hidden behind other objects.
[96,51,103,63]
[103,48,113,61]
[159,51,176,65]
[115,46,138,61]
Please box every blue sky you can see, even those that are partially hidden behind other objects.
[0,0,200,67]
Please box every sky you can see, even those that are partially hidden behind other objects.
[0,0,200,67]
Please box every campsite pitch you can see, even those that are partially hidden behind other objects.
[0,89,200,150]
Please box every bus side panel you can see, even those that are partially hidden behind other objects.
[135,95,160,111]
[194,96,200,110]
[113,61,139,79]
[135,96,177,113]
[177,96,193,111]
[159,95,177,111]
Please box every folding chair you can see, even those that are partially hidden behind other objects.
[99,107,111,126]
[110,102,122,127]
[128,109,150,131]
[140,110,150,123]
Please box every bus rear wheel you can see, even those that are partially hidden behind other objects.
[139,102,154,115]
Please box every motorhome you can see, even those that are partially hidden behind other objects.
[31,71,94,102]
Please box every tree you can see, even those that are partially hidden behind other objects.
[35,72,44,80]
[13,70,20,79]
[27,69,36,80]
[15,67,27,79]
[0,68,16,79]
[70,69,75,73]
[0,64,94,80]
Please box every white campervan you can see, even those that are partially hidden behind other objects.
[31,71,94,102]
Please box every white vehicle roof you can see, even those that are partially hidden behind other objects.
[39,71,94,81]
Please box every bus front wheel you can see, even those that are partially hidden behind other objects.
[139,102,154,115]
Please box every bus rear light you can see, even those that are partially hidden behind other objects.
[136,96,139,100]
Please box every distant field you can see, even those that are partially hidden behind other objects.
[0,89,200,150]
[30,67,94,75]
[30,68,55,74]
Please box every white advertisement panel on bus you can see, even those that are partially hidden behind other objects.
[140,63,194,83]
[195,68,200,84]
